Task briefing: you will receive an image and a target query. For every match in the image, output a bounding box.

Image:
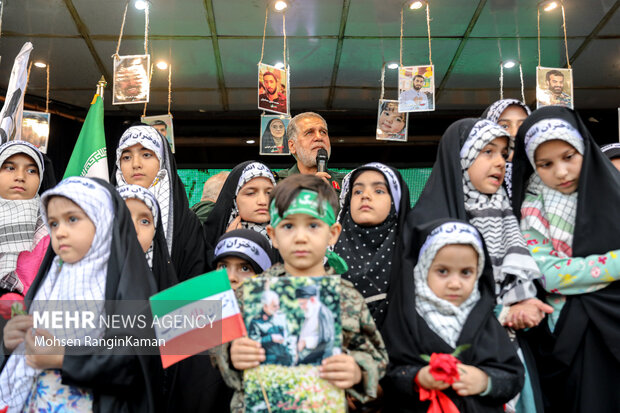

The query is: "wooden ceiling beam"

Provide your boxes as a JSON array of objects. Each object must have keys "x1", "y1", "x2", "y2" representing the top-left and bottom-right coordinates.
[
  {"x1": 202, "y1": 0, "x2": 229, "y2": 111},
  {"x1": 326, "y1": 0, "x2": 351, "y2": 109}
]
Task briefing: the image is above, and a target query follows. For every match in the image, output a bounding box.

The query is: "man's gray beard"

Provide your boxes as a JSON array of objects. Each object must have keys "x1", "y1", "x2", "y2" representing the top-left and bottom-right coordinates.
[{"x1": 297, "y1": 148, "x2": 317, "y2": 168}]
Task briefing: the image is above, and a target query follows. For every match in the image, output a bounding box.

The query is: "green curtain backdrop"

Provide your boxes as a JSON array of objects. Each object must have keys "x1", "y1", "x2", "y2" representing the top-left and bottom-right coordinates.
[{"x1": 178, "y1": 168, "x2": 432, "y2": 208}]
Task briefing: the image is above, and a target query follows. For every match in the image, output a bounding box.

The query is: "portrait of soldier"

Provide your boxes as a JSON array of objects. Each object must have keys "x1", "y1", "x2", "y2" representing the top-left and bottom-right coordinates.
[
  {"x1": 538, "y1": 68, "x2": 572, "y2": 108},
  {"x1": 258, "y1": 65, "x2": 288, "y2": 115},
  {"x1": 114, "y1": 56, "x2": 150, "y2": 104}
]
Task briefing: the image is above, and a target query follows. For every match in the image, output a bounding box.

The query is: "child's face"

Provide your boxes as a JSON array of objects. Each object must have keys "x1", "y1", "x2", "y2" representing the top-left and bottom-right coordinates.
[
  {"x1": 236, "y1": 177, "x2": 273, "y2": 224},
  {"x1": 47, "y1": 196, "x2": 96, "y2": 264},
  {"x1": 216, "y1": 256, "x2": 256, "y2": 290},
  {"x1": 119, "y1": 144, "x2": 160, "y2": 188},
  {"x1": 427, "y1": 244, "x2": 478, "y2": 307},
  {"x1": 0, "y1": 153, "x2": 40, "y2": 200},
  {"x1": 534, "y1": 139, "x2": 583, "y2": 194},
  {"x1": 611, "y1": 158, "x2": 620, "y2": 172},
  {"x1": 497, "y1": 105, "x2": 528, "y2": 139},
  {"x1": 350, "y1": 170, "x2": 392, "y2": 226},
  {"x1": 267, "y1": 213, "x2": 341, "y2": 276},
  {"x1": 467, "y1": 137, "x2": 508, "y2": 194},
  {"x1": 125, "y1": 198, "x2": 155, "y2": 253},
  {"x1": 378, "y1": 104, "x2": 406, "y2": 134}
]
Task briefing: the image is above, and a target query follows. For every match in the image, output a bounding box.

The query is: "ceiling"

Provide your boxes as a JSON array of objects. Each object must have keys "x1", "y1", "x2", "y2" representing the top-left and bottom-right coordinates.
[{"x1": 0, "y1": 0, "x2": 619, "y2": 169}]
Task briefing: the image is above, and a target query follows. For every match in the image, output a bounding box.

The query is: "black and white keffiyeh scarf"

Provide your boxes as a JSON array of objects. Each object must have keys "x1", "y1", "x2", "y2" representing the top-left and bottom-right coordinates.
[
  {"x1": 117, "y1": 184, "x2": 160, "y2": 268},
  {"x1": 414, "y1": 221, "x2": 485, "y2": 347},
  {"x1": 115, "y1": 125, "x2": 173, "y2": 254},
  {"x1": 461, "y1": 120, "x2": 540, "y2": 305},
  {"x1": 0, "y1": 177, "x2": 113, "y2": 413},
  {"x1": 0, "y1": 141, "x2": 46, "y2": 293},
  {"x1": 226, "y1": 162, "x2": 276, "y2": 240}
]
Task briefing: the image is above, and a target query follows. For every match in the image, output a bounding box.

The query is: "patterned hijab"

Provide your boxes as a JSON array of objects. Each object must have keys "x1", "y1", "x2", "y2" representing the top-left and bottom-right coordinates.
[
  {"x1": 334, "y1": 162, "x2": 410, "y2": 326},
  {"x1": 117, "y1": 184, "x2": 159, "y2": 267},
  {"x1": 518, "y1": 119, "x2": 584, "y2": 257},
  {"x1": 414, "y1": 221, "x2": 485, "y2": 347},
  {"x1": 203, "y1": 161, "x2": 276, "y2": 270},
  {"x1": 115, "y1": 125, "x2": 173, "y2": 254},
  {"x1": 0, "y1": 177, "x2": 114, "y2": 412},
  {"x1": 482, "y1": 99, "x2": 532, "y2": 199},
  {"x1": 0, "y1": 141, "x2": 47, "y2": 293},
  {"x1": 461, "y1": 120, "x2": 541, "y2": 304}
]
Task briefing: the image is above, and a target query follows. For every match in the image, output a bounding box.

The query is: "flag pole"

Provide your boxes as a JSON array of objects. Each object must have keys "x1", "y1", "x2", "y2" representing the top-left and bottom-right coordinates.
[{"x1": 96, "y1": 76, "x2": 107, "y2": 101}]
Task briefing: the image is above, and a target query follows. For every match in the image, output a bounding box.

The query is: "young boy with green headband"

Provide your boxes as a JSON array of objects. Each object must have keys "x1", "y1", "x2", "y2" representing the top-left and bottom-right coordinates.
[{"x1": 217, "y1": 174, "x2": 388, "y2": 411}]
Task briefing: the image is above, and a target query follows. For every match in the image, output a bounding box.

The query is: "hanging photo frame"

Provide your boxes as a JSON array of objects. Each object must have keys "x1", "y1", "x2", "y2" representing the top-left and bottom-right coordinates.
[
  {"x1": 260, "y1": 114, "x2": 291, "y2": 155},
  {"x1": 19, "y1": 111, "x2": 50, "y2": 153},
  {"x1": 398, "y1": 65, "x2": 435, "y2": 113},
  {"x1": 258, "y1": 63, "x2": 289, "y2": 116},
  {"x1": 536, "y1": 67, "x2": 573, "y2": 109},
  {"x1": 141, "y1": 114, "x2": 175, "y2": 153},
  {"x1": 376, "y1": 100, "x2": 408, "y2": 142},
  {"x1": 113, "y1": 54, "x2": 150, "y2": 105}
]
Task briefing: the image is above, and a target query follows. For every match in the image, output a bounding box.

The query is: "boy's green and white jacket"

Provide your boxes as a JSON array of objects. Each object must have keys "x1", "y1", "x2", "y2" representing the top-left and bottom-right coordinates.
[{"x1": 212, "y1": 262, "x2": 389, "y2": 413}]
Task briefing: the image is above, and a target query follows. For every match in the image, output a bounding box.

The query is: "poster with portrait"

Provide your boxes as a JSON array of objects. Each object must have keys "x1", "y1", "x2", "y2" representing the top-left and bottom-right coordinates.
[
  {"x1": 260, "y1": 114, "x2": 291, "y2": 155},
  {"x1": 113, "y1": 54, "x2": 150, "y2": 105},
  {"x1": 243, "y1": 276, "x2": 345, "y2": 412},
  {"x1": 376, "y1": 99, "x2": 409, "y2": 142},
  {"x1": 18, "y1": 110, "x2": 50, "y2": 153},
  {"x1": 258, "y1": 63, "x2": 289, "y2": 116},
  {"x1": 141, "y1": 114, "x2": 175, "y2": 153},
  {"x1": 398, "y1": 65, "x2": 435, "y2": 113},
  {"x1": 536, "y1": 67, "x2": 573, "y2": 109}
]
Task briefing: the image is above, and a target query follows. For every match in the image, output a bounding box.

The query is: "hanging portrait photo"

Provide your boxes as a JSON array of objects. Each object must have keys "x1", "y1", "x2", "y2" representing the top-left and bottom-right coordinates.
[
  {"x1": 19, "y1": 111, "x2": 50, "y2": 153},
  {"x1": 398, "y1": 65, "x2": 435, "y2": 113},
  {"x1": 376, "y1": 100, "x2": 409, "y2": 142},
  {"x1": 113, "y1": 54, "x2": 150, "y2": 105},
  {"x1": 536, "y1": 67, "x2": 573, "y2": 109},
  {"x1": 258, "y1": 63, "x2": 289, "y2": 116},
  {"x1": 141, "y1": 114, "x2": 175, "y2": 153},
  {"x1": 260, "y1": 114, "x2": 291, "y2": 155}
]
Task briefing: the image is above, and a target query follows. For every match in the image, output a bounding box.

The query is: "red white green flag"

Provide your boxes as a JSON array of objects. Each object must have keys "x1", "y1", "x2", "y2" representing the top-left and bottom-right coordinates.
[{"x1": 149, "y1": 268, "x2": 246, "y2": 368}]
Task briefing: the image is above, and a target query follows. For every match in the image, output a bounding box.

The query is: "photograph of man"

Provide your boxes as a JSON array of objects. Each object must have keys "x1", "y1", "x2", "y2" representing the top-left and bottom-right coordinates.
[
  {"x1": 141, "y1": 114, "x2": 175, "y2": 153},
  {"x1": 260, "y1": 115, "x2": 290, "y2": 155},
  {"x1": 537, "y1": 67, "x2": 573, "y2": 109},
  {"x1": 248, "y1": 290, "x2": 294, "y2": 366},
  {"x1": 398, "y1": 65, "x2": 435, "y2": 112},
  {"x1": 376, "y1": 100, "x2": 408, "y2": 141},
  {"x1": 258, "y1": 63, "x2": 288, "y2": 115},
  {"x1": 113, "y1": 55, "x2": 150, "y2": 105},
  {"x1": 295, "y1": 285, "x2": 335, "y2": 365}
]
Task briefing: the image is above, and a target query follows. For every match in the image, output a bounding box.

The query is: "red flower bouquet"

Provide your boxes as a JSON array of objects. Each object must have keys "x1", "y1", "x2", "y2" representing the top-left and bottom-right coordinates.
[{"x1": 428, "y1": 353, "x2": 460, "y2": 384}]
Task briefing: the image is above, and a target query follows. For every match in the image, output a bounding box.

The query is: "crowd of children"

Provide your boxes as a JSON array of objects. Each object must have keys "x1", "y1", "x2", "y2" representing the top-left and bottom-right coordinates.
[{"x1": 0, "y1": 103, "x2": 618, "y2": 413}]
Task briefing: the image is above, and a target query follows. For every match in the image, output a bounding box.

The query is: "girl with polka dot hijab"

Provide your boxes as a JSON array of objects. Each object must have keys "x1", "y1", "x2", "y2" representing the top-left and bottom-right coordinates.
[{"x1": 334, "y1": 162, "x2": 410, "y2": 328}]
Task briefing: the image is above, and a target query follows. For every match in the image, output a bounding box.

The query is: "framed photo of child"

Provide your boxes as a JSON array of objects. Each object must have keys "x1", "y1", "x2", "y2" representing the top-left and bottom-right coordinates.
[
  {"x1": 113, "y1": 54, "x2": 150, "y2": 105},
  {"x1": 260, "y1": 114, "x2": 291, "y2": 155},
  {"x1": 19, "y1": 110, "x2": 50, "y2": 153},
  {"x1": 258, "y1": 63, "x2": 289, "y2": 116},
  {"x1": 398, "y1": 65, "x2": 435, "y2": 113},
  {"x1": 141, "y1": 114, "x2": 175, "y2": 153},
  {"x1": 242, "y1": 276, "x2": 345, "y2": 411},
  {"x1": 376, "y1": 100, "x2": 409, "y2": 142},
  {"x1": 536, "y1": 67, "x2": 573, "y2": 109}
]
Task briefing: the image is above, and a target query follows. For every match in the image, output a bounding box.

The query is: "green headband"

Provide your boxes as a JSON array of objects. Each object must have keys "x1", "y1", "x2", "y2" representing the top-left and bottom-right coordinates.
[{"x1": 269, "y1": 189, "x2": 348, "y2": 274}]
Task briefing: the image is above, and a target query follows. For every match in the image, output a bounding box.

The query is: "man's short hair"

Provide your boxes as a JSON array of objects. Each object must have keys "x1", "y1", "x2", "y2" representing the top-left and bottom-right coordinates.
[
  {"x1": 413, "y1": 74, "x2": 425, "y2": 81},
  {"x1": 151, "y1": 120, "x2": 167, "y2": 128},
  {"x1": 201, "y1": 171, "x2": 229, "y2": 202},
  {"x1": 286, "y1": 112, "x2": 328, "y2": 143},
  {"x1": 261, "y1": 290, "x2": 279, "y2": 305},
  {"x1": 269, "y1": 174, "x2": 338, "y2": 219},
  {"x1": 546, "y1": 70, "x2": 564, "y2": 83},
  {"x1": 263, "y1": 71, "x2": 279, "y2": 82}
]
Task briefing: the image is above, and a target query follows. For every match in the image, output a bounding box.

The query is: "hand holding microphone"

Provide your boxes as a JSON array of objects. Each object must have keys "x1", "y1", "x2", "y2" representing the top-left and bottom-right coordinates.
[{"x1": 315, "y1": 148, "x2": 332, "y2": 184}]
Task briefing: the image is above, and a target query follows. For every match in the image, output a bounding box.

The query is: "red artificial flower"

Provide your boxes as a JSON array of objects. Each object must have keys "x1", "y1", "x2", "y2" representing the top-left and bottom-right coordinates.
[
  {"x1": 428, "y1": 353, "x2": 460, "y2": 384},
  {"x1": 332, "y1": 181, "x2": 340, "y2": 190}
]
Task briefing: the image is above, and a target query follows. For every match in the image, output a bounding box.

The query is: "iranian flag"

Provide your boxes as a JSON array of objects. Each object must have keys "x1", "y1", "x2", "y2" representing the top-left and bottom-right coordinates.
[
  {"x1": 63, "y1": 93, "x2": 108, "y2": 180},
  {"x1": 149, "y1": 269, "x2": 246, "y2": 368}
]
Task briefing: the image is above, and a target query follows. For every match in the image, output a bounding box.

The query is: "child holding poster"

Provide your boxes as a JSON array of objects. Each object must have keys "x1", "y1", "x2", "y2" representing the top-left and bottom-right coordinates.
[{"x1": 215, "y1": 174, "x2": 388, "y2": 412}]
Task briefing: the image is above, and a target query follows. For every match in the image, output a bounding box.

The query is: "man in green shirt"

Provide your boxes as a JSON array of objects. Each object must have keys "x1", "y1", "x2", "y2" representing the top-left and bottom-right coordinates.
[
  {"x1": 276, "y1": 112, "x2": 345, "y2": 194},
  {"x1": 190, "y1": 171, "x2": 229, "y2": 224}
]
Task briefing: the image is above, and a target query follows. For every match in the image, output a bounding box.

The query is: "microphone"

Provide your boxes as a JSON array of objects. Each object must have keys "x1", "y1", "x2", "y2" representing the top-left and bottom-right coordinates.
[{"x1": 316, "y1": 148, "x2": 328, "y2": 173}]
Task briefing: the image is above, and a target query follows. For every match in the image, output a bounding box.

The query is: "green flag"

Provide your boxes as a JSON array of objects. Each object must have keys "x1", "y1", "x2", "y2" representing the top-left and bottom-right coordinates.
[{"x1": 63, "y1": 94, "x2": 108, "y2": 180}]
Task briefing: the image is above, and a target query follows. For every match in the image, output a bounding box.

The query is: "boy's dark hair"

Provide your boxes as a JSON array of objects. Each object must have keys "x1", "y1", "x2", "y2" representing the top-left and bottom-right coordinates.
[{"x1": 270, "y1": 174, "x2": 338, "y2": 218}]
